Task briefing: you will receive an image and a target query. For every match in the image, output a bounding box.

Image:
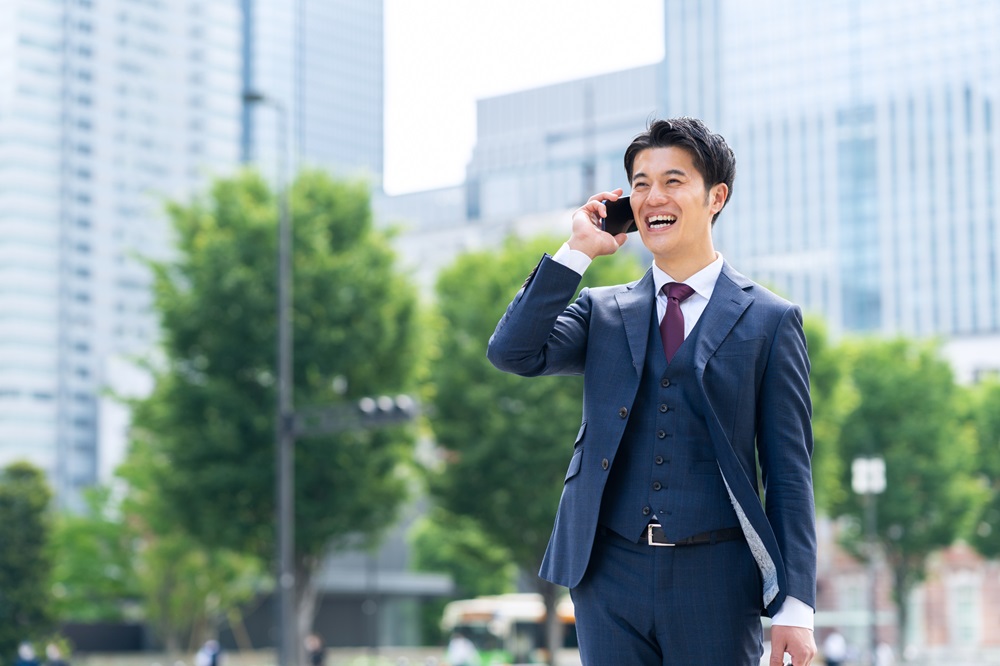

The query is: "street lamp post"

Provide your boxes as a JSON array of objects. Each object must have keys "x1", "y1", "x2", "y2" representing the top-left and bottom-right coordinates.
[
  {"x1": 243, "y1": 90, "x2": 295, "y2": 666},
  {"x1": 242, "y1": 91, "x2": 420, "y2": 664},
  {"x1": 852, "y1": 456, "x2": 886, "y2": 666}
]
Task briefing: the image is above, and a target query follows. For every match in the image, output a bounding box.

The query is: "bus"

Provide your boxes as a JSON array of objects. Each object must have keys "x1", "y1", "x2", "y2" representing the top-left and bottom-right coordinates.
[{"x1": 440, "y1": 593, "x2": 577, "y2": 665}]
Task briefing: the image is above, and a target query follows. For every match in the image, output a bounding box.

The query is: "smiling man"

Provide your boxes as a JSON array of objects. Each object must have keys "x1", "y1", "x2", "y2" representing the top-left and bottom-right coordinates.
[{"x1": 487, "y1": 118, "x2": 817, "y2": 665}]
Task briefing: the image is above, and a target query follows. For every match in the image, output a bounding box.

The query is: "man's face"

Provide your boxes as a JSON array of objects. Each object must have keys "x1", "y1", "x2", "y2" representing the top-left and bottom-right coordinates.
[{"x1": 629, "y1": 146, "x2": 725, "y2": 269}]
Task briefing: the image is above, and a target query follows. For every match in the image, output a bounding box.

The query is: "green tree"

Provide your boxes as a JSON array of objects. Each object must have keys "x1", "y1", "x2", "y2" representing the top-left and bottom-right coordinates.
[
  {"x1": 802, "y1": 317, "x2": 857, "y2": 514},
  {"x1": 427, "y1": 236, "x2": 643, "y2": 664},
  {"x1": 128, "y1": 169, "x2": 421, "y2": 653},
  {"x1": 409, "y1": 507, "x2": 518, "y2": 643},
  {"x1": 48, "y1": 487, "x2": 139, "y2": 623},
  {"x1": 965, "y1": 378, "x2": 1000, "y2": 558},
  {"x1": 830, "y1": 337, "x2": 981, "y2": 651},
  {"x1": 117, "y1": 438, "x2": 265, "y2": 653},
  {"x1": 0, "y1": 462, "x2": 55, "y2": 661}
]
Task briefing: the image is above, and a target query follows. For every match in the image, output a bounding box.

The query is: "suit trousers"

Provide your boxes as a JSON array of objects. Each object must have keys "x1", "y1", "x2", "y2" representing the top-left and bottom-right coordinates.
[{"x1": 570, "y1": 529, "x2": 764, "y2": 665}]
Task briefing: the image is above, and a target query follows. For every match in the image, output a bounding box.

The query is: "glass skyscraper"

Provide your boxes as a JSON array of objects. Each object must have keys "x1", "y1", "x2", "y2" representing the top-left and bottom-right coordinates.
[
  {"x1": 242, "y1": 0, "x2": 384, "y2": 185},
  {"x1": 678, "y1": 0, "x2": 1000, "y2": 342},
  {"x1": 459, "y1": 0, "x2": 1000, "y2": 376},
  {"x1": 1, "y1": 0, "x2": 385, "y2": 509},
  {"x1": 0, "y1": 0, "x2": 241, "y2": 509}
]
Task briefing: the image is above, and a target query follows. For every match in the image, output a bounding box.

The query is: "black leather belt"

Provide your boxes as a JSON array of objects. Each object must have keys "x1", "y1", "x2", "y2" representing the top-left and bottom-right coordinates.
[{"x1": 646, "y1": 524, "x2": 744, "y2": 547}]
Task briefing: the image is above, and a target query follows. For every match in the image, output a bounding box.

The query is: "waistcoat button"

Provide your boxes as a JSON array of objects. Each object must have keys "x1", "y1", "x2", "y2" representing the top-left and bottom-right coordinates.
[
  {"x1": 652, "y1": 481, "x2": 662, "y2": 491},
  {"x1": 642, "y1": 506, "x2": 651, "y2": 516},
  {"x1": 657, "y1": 430, "x2": 666, "y2": 439},
  {"x1": 661, "y1": 378, "x2": 670, "y2": 388},
  {"x1": 659, "y1": 403, "x2": 669, "y2": 413}
]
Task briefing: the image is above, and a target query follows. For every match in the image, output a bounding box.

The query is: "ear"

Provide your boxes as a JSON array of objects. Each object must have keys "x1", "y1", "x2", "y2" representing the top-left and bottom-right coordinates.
[{"x1": 708, "y1": 183, "x2": 728, "y2": 214}]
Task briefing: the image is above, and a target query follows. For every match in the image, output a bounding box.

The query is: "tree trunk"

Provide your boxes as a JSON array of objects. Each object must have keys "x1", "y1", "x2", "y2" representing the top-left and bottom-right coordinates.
[
  {"x1": 891, "y1": 559, "x2": 913, "y2": 660},
  {"x1": 538, "y1": 579, "x2": 564, "y2": 666},
  {"x1": 295, "y1": 558, "x2": 321, "y2": 666},
  {"x1": 227, "y1": 607, "x2": 255, "y2": 652}
]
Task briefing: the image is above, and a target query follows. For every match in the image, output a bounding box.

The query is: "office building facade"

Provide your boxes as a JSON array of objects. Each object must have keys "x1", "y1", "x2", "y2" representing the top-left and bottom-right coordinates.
[
  {"x1": 241, "y1": 0, "x2": 384, "y2": 184},
  {"x1": 1, "y1": 0, "x2": 385, "y2": 509},
  {"x1": 675, "y1": 0, "x2": 1000, "y2": 346},
  {"x1": 456, "y1": 0, "x2": 1000, "y2": 379},
  {"x1": 0, "y1": 0, "x2": 242, "y2": 509}
]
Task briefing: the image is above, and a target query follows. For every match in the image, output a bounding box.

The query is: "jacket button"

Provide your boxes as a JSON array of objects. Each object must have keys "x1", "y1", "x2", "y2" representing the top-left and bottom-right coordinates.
[
  {"x1": 601, "y1": 458, "x2": 609, "y2": 470},
  {"x1": 618, "y1": 407, "x2": 628, "y2": 418},
  {"x1": 659, "y1": 403, "x2": 669, "y2": 413}
]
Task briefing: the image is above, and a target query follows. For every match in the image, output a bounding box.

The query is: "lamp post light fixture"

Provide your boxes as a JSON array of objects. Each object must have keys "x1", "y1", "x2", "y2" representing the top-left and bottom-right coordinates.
[
  {"x1": 242, "y1": 89, "x2": 295, "y2": 666},
  {"x1": 852, "y1": 456, "x2": 886, "y2": 666}
]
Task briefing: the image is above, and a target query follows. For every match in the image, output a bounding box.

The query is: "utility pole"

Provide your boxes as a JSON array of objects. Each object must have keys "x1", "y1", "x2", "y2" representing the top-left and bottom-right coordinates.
[
  {"x1": 852, "y1": 456, "x2": 886, "y2": 666},
  {"x1": 243, "y1": 89, "x2": 295, "y2": 666}
]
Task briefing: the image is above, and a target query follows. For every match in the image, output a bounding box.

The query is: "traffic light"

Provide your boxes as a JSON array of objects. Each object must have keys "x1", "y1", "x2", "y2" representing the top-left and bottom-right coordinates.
[{"x1": 293, "y1": 394, "x2": 419, "y2": 437}]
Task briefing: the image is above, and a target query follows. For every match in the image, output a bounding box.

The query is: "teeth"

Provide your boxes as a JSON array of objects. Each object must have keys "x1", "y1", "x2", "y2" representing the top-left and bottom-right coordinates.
[{"x1": 648, "y1": 215, "x2": 677, "y2": 226}]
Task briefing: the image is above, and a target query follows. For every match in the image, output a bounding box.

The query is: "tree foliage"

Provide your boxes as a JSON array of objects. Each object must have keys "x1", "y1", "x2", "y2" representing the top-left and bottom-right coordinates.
[
  {"x1": 117, "y1": 438, "x2": 265, "y2": 652},
  {"x1": 829, "y1": 337, "x2": 982, "y2": 643},
  {"x1": 0, "y1": 462, "x2": 55, "y2": 661},
  {"x1": 802, "y1": 317, "x2": 856, "y2": 513},
  {"x1": 426, "y1": 236, "x2": 643, "y2": 660},
  {"x1": 428, "y1": 237, "x2": 641, "y2": 573},
  {"x1": 127, "y1": 169, "x2": 421, "y2": 646},
  {"x1": 965, "y1": 378, "x2": 1000, "y2": 558},
  {"x1": 409, "y1": 507, "x2": 518, "y2": 643},
  {"x1": 48, "y1": 487, "x2": 139, "y2": 623}
]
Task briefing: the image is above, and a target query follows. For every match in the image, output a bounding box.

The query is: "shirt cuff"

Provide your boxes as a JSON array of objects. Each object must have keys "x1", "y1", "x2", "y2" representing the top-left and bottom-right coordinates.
[
  {"x1": 552, "y1": 243, "x2": 592, "y2": 275},
  {"x1": 770, "y1": 596, "x2": 814, "y2": 630}
]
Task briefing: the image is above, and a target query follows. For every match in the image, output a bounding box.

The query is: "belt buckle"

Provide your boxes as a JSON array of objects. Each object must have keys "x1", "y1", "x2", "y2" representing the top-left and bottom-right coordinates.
[{"x1": 647, "y1": 523, "x2": 675, "y2": 547}]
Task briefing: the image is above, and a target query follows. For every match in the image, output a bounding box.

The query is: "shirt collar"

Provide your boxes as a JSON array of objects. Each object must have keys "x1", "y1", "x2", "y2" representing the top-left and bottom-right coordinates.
[{"x1": 652, "y1": 253, "x2": 725, "y2": 301}]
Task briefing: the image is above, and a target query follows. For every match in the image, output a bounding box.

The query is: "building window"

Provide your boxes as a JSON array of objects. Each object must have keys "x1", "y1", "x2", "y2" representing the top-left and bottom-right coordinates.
[{"x1": 950, "y1": 581, "x2": 980, "y2": 644}]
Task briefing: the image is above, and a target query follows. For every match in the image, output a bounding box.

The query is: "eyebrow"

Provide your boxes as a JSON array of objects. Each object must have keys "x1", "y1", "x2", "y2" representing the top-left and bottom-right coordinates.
[{"x1": 632, "y1": 168, "x2": 688, "y2": 182}]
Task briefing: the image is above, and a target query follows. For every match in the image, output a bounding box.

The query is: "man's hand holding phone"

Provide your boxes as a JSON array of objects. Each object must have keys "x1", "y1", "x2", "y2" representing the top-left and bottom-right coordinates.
[{"x1": 568, "y1": 188, "x2": 631, "y2": 259}]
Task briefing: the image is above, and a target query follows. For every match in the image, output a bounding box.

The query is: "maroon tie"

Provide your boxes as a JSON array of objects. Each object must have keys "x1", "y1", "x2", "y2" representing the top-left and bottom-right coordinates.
[{"x1": 660, "y1": 282, "x2": 696, "y2": 363}]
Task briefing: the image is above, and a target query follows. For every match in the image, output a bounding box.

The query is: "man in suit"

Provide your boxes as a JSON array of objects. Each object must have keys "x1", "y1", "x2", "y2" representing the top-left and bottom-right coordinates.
[{"x1": 487, "y1": 118, "x2": 817, "y2": 665}]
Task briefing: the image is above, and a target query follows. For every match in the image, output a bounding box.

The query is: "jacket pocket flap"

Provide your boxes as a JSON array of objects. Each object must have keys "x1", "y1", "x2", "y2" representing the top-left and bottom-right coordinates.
[
  {"x1": 714, "y1": 336, "x2": 765, "y2": 358},
  {"x1": 565, "y1": 448, "x2": 584, "y2": 481}
]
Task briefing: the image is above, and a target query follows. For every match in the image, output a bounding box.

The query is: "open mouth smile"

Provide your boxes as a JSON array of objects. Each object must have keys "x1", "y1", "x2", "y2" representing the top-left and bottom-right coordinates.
[{"x1": 646, "y1": 214, "x2": 677, "y2": 230}]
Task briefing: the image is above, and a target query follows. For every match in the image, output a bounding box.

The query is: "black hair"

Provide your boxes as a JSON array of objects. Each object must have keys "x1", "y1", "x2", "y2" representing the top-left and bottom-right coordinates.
[{"x1": 623, "y1": 117, "x2": 736, "y2": 224}]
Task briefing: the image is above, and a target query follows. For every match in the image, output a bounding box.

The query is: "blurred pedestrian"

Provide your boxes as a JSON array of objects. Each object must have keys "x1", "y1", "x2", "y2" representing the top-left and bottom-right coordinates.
[
  {"x1": 194, "y1": 639, "x2": 223, "y2": 666},
  {"x1": 305, "y1": 633, "x2": 326, "y2": 666},
  {"x1": 14, "y1": 642, "x2": 40, "y2": 666},
  {"x1": 43, "y1": 644, "x2": 69, "y2": 666},
  {"x1": 445, "y1": 630, "x2": 480, "y2": 666},
  {"x1": 875, "y1": 642, "x2": 894, "y2": 666},
  {"x1": 821, "y1": 630, "x2": 846, "y2": 666}
]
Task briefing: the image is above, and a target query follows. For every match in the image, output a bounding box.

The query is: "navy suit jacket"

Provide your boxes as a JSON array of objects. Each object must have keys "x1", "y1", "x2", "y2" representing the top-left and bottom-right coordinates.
[{"x1": 487, "y1": 255, "x2": 817, "y2": 617}]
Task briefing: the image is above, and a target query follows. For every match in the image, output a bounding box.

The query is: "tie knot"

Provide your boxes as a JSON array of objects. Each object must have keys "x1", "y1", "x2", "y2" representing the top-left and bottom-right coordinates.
[{"x1": 663, "y1": 282, "x2": 695, "y2": 303}]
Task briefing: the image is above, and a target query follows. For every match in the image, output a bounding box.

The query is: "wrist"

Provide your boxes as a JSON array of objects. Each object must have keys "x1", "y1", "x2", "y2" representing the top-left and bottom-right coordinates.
[{"x1": 566, "y1": 237, "x2": 597, "y2": 259}]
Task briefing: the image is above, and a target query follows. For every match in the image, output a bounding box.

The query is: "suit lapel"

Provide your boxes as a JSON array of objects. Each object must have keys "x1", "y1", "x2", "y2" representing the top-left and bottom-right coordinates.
[
  {"x1": 615, "y1": 269, "x2": 655, "y2": 379},
  {"x1": 693, "y1": 261, "x2": 754, "y2": 376},
  {"x1": 692, "y1": 263, "x2": 784, "y2": 606}
]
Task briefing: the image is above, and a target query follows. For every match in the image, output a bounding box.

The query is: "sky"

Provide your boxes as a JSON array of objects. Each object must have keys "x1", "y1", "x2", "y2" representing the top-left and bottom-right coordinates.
[{"x1": 382, "y1": 0, "x2": 665, "y2": 195}]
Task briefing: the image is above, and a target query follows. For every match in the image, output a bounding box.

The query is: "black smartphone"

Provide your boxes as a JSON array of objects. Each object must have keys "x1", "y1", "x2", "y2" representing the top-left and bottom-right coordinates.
[{"x1": 601, "y1": 197, "x2": 637, "y2": 234}]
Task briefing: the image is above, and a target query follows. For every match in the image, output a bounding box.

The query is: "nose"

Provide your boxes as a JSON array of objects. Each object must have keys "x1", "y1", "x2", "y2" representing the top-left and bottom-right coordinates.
[{"x1": 646, "y1": 182, "x2": 670, "y2": 205}]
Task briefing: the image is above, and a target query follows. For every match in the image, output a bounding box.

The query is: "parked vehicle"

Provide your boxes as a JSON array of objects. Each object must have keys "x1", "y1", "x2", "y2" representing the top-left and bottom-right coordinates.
[{"x1": 441, "y1": 593, "x2": 577, "y2": 665}]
